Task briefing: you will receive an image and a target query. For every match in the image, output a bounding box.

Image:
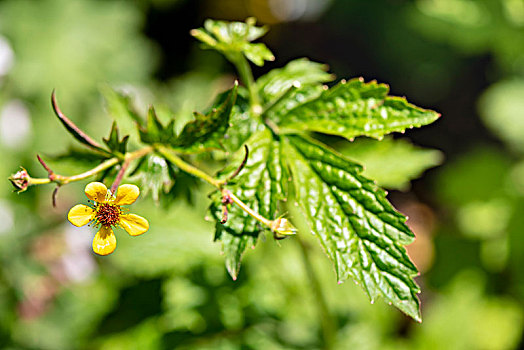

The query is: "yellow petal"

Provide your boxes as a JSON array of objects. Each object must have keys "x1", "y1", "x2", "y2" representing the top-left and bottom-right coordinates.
[
  {"x1": 92, "y1": 226, "x2": 116, "y2": 255},
  {"x1": 114, "y1": 184, "x2": 140, "y2": 205},
  {"x1": 68, "y1": 204, "x2": 94, "y2": 227},
  {"x1": 85, "y1": 182, "x2": 108, "y2": 203},
  {"x1": 119, "y1": 213, "x2": 149, "y2": 236}
]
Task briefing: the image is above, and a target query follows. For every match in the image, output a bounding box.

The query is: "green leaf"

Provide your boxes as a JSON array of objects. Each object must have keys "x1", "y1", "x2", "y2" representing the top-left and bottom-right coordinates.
[
  {"x1": 138, "y1": 106, "x2": 176, "y2": 145},
  {"x1": 211, "y1": 87, "x2": 264, "y2": 154},
  {"x1": 277, "y1": 78, "x2": 440, "y2": 140},
  {"x1": 211, "y1": 129, "x2": 286, "y2": 279},
  {"x1": 339, "y1": 137, "x2": 443, "y2": 190},
  {"x1": 103, "y1": 122, "x2": 129, "y2": 155},
  {"x1": 283, "y1": 134, "x2": 421, "y2": 321},
  {"x1": 191, "y1": 18, "x2": 275, "y2": 67},
  {"x1": 257, "y1": 58, "x2": 335, "y2": 103},
  {"x1": 172, "y1": 83, "x2": 238, "y2": 153}
]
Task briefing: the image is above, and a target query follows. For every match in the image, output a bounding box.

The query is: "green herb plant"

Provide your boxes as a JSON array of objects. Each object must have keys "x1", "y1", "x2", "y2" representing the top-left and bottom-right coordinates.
[{"x1": 9, "y1": 18, "x2": 440, "y2": 326}]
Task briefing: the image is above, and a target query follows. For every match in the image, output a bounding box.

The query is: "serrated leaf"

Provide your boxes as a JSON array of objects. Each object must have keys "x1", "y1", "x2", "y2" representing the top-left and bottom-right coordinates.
[
  {"x1": 191, "y1": 18, "x2": 274, "y2": 67},
  {"x1": 210, "y1": 87, "x2": 264, "y2": 154},
  {"x1": 172, "y1": 84, "x2": 238, "y2": 153},
  {"x1": 211, "y1": 129, "x2": 286, "y2": 279},
  {"x1": 138, "y1": 106, "x2": 176, "y2": 145},
  {"x1": 103, "y1": 122, "x2": 129, "y2": 155},
  {"x1": 257, "y1": 58, "x2": 335, "y2": 103},
  {"x1": 278, "y1": 78, "x2": 440, "y2": 141},
  {"x1": 283, "y1": 134, "x2": 421, "y2": 321},
  {"x1": 340, "y1": 137, "x2": 443, "y2": 191}
]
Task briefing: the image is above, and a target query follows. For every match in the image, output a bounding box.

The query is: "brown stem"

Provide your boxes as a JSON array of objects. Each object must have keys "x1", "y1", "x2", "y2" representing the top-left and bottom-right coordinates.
[
  {"x1": 52, "y1": 186, "x2": 60, "y2": 208},
  {"x1": 51, "y1": 90, "x2": 105, "y2": 150},
  {"x1": 36, "y1": 154, "x2": 56, "y2": 181},
  {"x1": 226, "y1": 145, "x2": 249, "y2": 182},
  {"x1": 110, "y1": 158, "x2": 131, "y2": 194}
]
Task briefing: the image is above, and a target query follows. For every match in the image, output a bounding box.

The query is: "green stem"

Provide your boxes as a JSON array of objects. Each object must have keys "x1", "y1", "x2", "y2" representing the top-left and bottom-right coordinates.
[
  {"x1": 227, "y1": 191, "x2": 272, "y2": 227},
  {"x1": 156, "y1": 145, "x2": 222, "y2": 188},
  {"x1": 156, "y1": 144, "x2": 275, "y2": 230},
  {"x1": 26, "y1": 146, "x2": 153, "y2": 186},
  {"x1": 296, "y1": 235, "x2": 337, "y2": 350},
  {"x1": 232, "y1": 54, "x2": 261, "y2": 115}
]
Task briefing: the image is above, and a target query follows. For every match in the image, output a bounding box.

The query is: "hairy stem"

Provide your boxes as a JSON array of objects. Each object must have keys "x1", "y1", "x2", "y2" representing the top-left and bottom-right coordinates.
[
  {"x1": 297, "y1": 235, "x2": 337, "y2": 350},
  {"x1": 233, "y1": 54, "x2": 261, "y2": 115},
  {"x1": 156, "y1": 145, "x2": 222, "y2": 188},
  {"x1": 26, "y1": 146, "x2": 153, "y2": 186},
  {"x1": 156, "y1": 144, "x2": 274, "y2": 229},
  {"x1": 226, "y1": 191, "x2": 272, "y2": 227},
  {"x1": 110, "y1": 159, "x2": 130, "y2": 194}
]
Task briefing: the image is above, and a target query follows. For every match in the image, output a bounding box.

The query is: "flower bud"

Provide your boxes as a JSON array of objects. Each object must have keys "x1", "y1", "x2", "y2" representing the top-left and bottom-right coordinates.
[
  {"x1": 270, "y1": 217, "x2": 297, "y2": 239},
  {"x1": 9, "y1": 168, "x2": 29, "y2": 192}
]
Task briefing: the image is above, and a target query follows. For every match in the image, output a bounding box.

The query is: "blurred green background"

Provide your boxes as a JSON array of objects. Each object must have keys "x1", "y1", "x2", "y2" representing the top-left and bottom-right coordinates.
[{"x1": 1, "y1": 0, "x2": 523, "y2": 349}]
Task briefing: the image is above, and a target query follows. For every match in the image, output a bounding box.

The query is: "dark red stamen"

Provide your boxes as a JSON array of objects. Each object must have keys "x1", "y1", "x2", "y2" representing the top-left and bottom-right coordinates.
[{"x1": 96, "y1": 203, "x2": 121, "y2": 227}]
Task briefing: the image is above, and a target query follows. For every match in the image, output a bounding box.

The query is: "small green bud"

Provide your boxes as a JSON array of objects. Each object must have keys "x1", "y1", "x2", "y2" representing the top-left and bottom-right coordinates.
[
  {"x1": 9, "y1": 167, "x2": 29, "y2": 192},
  {"x1": 270, "y1": 217, "x2": 297, "y2": 239}
]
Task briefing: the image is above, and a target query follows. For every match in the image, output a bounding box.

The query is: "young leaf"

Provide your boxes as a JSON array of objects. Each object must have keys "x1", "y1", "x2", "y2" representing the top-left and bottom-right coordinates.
[
  {"x1": 103, "y1": 122, "x2": 129, "y2": 155},
  {"x1": 283, "y1": 135, "x2": 421, "y2": 321},
  {"x1": 172, "y1": 83, "x2": 238, "y2": 153},
  {"x1": 340, "y1": 137, "x2": 443, "y2": 191},
  {"x1": 257, "y1": 58, "x2": 335, "y2": 103},
  {"x1": 277, "y1": 78, "x2": 440, "y2": 141},
  {"x1": 191, "y1": 18, "x2": 274, "y2": 66},
  {"x1": 138, "y1": 106, "x2": 176, "y2": 145},
  {"x1": 211, "y1": 129, "x2": 286, "y2": 279}
]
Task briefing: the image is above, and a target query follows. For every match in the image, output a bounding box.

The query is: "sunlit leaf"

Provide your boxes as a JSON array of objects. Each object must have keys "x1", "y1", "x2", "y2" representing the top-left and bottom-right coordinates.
[
  {"x1": 191, "y1": 18, "x2": 274, "y2": 66},
  {"x1": 257, "y1": 58, "x2": 334, "y2": 103},
  {"x1": 283, "y1": 135, "x2": 421, "y2": 321},
  {"x1": 211, "y1": 129, "x2": 286, "y2": 279},
  {"x1": 277, "y1": 78, "x2": 440, "y2": 140}
]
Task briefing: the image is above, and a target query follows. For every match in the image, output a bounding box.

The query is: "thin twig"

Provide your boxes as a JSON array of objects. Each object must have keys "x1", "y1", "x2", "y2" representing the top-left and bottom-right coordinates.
[
  {"x1": 226, "y1": 145, "x2": 249, "y2": 182},
  {"x1": 110, "y1": 158, "x2": 130, "y2": 194},
  {"x1": 51, "y1": 90, "x2": 105, "y2": 150},
  {"x1": 36, "y1": 154, "x2": 56, "y2": 181},
  {"x1": 52, "y1": 186, "x2": 59, "y2": 208}
]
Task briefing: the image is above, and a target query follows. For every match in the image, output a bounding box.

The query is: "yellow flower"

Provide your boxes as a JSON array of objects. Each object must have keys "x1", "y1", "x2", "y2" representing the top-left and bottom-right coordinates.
[{"x1": 67, "y1": 182, "x2": 149, "y2": 256}]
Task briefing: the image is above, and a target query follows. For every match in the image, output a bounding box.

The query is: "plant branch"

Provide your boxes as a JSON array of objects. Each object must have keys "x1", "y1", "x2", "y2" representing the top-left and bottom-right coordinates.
[
  {"x1": 156, "y1": 145, "x2": 222, "y2": 188},
  {"x1": 232, "y1": 53, "x2": 261, "y2": 115},
  {"x1": 22, "y1": 146, "x2": 153, "y2": 187},
  {"x1": 226, "y1": 191, "x2": 272, "y2": 227},
  {"x1": 156, "y1": 144, "x2": 274, "y2": 230}
]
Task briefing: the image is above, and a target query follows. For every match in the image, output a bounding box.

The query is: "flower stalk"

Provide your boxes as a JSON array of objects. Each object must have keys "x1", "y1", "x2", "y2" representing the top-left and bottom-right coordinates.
[
  {"x1": 156, "y1": 144, "x2": 280, "y2": 231},
  {"x1": 15, "y1": 146, "x2": 153, "y2": 189}
]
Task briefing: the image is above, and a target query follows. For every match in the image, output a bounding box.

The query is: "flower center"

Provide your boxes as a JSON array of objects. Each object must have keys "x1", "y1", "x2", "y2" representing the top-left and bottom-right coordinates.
[{"x1": 96, "y1": 203, "x2": 121, "y2": 227}]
